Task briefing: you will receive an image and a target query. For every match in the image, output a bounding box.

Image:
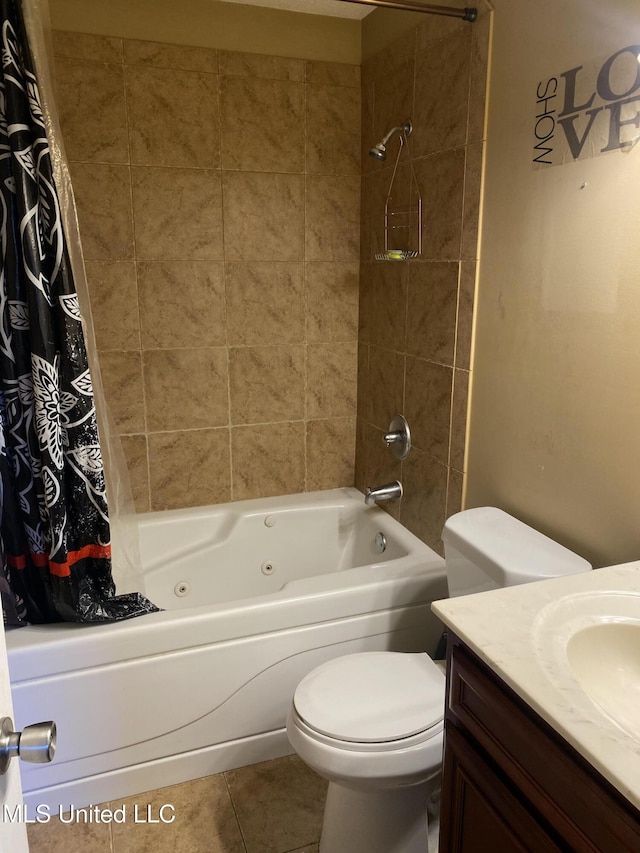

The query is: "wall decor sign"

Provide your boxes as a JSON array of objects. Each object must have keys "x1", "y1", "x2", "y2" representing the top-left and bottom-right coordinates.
[{"x1": 533, "y1": 44, "x2": 640, "y2": 168}]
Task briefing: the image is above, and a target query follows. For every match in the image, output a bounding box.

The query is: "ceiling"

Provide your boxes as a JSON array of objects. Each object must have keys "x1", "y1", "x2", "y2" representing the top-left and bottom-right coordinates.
[{"x1": 216, "y1": 0, "x2": 374, "y2": 20}]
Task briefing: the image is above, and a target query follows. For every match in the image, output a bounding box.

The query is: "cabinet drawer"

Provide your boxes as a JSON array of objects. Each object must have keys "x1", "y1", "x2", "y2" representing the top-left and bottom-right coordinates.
[{"x1": 447, "y1": 636, "x2": 640, "y2": 853}]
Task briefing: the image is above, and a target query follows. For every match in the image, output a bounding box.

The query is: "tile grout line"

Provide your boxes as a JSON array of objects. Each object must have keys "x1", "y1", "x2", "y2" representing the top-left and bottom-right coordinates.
[{"x1": 222, "y1": 772, "x2": 249, "y2": 853}]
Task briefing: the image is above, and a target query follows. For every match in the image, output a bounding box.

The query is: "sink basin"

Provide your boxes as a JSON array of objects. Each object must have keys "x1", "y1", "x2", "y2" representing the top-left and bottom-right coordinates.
[
  {"x1": 533, "y1": 591, "x2": 640, "y2": 739},
  {"x1": 566, "y1": 622, "x2": 640, "y2": 739}
]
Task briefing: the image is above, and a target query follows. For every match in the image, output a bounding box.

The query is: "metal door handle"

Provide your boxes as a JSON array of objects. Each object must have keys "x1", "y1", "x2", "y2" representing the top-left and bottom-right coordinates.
[{"x1": 0, "y1": 716, "x2": 56, "y2": 774}]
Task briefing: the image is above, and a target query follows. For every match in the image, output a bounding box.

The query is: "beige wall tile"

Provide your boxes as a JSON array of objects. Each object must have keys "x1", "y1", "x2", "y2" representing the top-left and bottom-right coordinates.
[
  {"x1": 52, "y1": 30, "x2": 122, "y2": 63},
  {"x1": 404, "y1": 356, "x2": 452, "y2": 463},
  {"x1": 119, "y1": 434, "x2": 150, "y2": 512},
  {"x1": 305, "y1": 60, "x2": 360, "y2": 88},
  {"x1": 414, "y1": 148, "x2": 465, "y2": 260},
  {"x1": 360, "y1": 172, "x2": 373, "y2": 258},
  {"x1": 225, "y1": 262, "x2": 304, "y2": 346},
  {"x1": 307, "y1": 342, "x2": 357, "y2": 419},
  {"x1": 56, "y1": 58, "x2": 128, "y2": 163},
  {"x1": 368, "y1": 346, "x2": 404, "y2": 430},
  {"x1": 305, "y1": 84, "x2": 360, "y2": 176},
  {"x1": 450, "y1": 367, "x2": 469, "y2": 471},
  {"x1": 361, "y1": 80, "x2": 375, "y2": 177},
  {"x1": 462, "y1": 142, "x2": 484, "y2": 260},
  {"x1": 229, "y1": 345, "x2": 304, "y2": 424},
  {"x1": 356, "y1": 342, "x2": 370, "y2": 423},
  {"x1": 306, "y1": 262, "x2": 359, "y2": 343},
  {"x1": 400, "y1": 447, "x2": 448, "y2": 554},
  {"x1": 305, "y1": 175, "x2": 360, "y2": 261},
  {"x1": 416, "y1": 13, "x2": 467, "y2": 52},
  {"x1": 132, "y1": 166, "x2": 223, "y2": 260},
  {"x1": 72, "y1": 164, "x2": 134, "y2": 260},
  {"x1": 143, "y1": 348, "x2": 229, "y2": 431},
  {"x1": 372, "y1": 57, "x2": 414, "y2": 149},
  {"x1": 222, "y1": 172, "x2": 304, "y2": 261},
  {"x1": 468, "y1": 11, "x2": 491, "y2": 143},
  {"x1": 148, "y1": 428, "x2": 231, "y2": 510},
  {"x1": 124, "y1": 39, "x2": 218, "y2": 72},
  {"x1": 126, "y1": 66, "x2": 220, "y2": 168},
  {"x1": 366, "y1": 30, "x2": 416, "y2": 87},
  {"x1": 447, "y1": 467, "x2": 464, "y2": 517},
  {"x1": 231, "y1": 422, "x2": 305, "y2": 500},
  {"x1": 406, "y1": 261, "x2": 459, "y2": 365},
  {"x1": 355, "y1": 14, "x2": 487, "y2": 549},
  {"x1": 138, "y1": 261, "x2": 226, "y2": 348},
  {"x1": 99, "y1": 350, "x2": 145, "y2": 433},
  {"x1": 369, "y1": 261, "x2": 408, "y2": 351},
  {"x1": 354, "y1": 417, "x2": 367, "y2": 492},
  {"x1": 52, "y1": 31, "x2": 498, "y2": 515},
  {"x1": 358, "y1": 262, "x2": 374, "y2": 344},
  {"x1": 220, "y1": 76, "x2": 304, "y2": 172},
  {"x1": 456, "y1": 261, "x2": 476, "y2": 370},
  {"x1": 412, "y1": 29, "x2": 472, "y2": 158},
  {"x1": 306, "y1": 418, "x2": 355, "y2": 490},
  {"x1": 219, "y1": 51, "x2": 304, "y2": 81},
  {"x1": 85, "y1": 260, "x2": 139, "y2": 350}
]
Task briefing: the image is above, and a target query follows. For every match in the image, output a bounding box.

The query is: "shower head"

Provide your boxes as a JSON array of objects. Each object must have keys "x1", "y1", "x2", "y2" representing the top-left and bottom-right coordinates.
[
  {"x1": 368, "y1": 120, "x2": 412, "y2": 162},
  {"x1": 369, "y1": 142, "x2": 387, "y2": 161}
]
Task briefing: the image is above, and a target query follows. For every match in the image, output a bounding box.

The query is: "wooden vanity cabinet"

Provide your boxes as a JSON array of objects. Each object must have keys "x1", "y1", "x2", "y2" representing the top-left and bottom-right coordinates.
[{"x1": 439, "y1": 633, "x2": 640, "y2": 853}]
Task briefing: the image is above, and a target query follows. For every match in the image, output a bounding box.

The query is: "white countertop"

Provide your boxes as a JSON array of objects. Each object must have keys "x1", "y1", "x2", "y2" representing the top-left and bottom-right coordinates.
[{"x1": 432, "y1": 561, "x2": 640, "y2": 810}]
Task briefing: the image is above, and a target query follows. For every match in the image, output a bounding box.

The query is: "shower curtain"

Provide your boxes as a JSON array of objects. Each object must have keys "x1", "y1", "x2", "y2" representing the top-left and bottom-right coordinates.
[{"x1": 0, "y1": 0, "x2": 157, "y2": 624}]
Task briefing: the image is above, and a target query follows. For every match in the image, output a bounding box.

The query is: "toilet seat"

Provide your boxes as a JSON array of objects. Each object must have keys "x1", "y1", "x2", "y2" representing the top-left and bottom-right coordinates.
[
  {"x1": 293, "y1": 652, "x2": 445, "y2": 748},
  {"x1": 290, "y1": 708, "x2": 443, "y2": 754}
]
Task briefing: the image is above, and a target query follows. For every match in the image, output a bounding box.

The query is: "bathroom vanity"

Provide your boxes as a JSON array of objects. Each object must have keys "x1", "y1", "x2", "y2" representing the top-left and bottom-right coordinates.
[
  {"x1": 432, "y1": 561, "x2": 640, "y2": 852},
  {"x1": 439, "y1": 633, "x2": 640, "y2": 851}
]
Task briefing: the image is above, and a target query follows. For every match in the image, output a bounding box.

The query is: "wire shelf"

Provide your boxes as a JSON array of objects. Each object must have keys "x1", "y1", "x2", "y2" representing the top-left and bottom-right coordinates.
[
  {"x1": 376, "y1": 124, "x2": 422, "y2": 261},
  {"x1": 375, "y1": 250, "x2": 420, "y2": 261}
]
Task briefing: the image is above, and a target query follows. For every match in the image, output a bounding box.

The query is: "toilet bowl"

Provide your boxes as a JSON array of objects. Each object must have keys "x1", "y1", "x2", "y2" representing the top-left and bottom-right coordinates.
[
  {"x1": 287, "y1": 507, "x2": 593, "y2": 853},
  {"x1": 286, "y1": 651, "x2": 445, "y2": 853}
]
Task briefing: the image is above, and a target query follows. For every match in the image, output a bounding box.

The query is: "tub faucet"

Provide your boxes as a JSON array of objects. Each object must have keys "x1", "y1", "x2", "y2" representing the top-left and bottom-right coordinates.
[{"x1": 364, "y1": 481, "x2": 403, "y2": 506}]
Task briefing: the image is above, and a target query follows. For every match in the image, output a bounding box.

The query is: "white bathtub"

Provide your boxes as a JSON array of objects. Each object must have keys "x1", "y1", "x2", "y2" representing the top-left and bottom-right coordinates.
[{"x1": 6, "y1": 488, "x2": 447, "y2": 812}]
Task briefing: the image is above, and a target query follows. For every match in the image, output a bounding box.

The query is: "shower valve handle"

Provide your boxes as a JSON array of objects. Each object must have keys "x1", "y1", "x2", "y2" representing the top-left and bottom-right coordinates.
[
  {"x1": 0, "y1": 716, "x2": 56, "y2": 774},
  {"x1": 382, "y1": 415, "x2": 411, "y2": 460},
  {"x1": 384, "y1": 430, "x2": 404, "y2": 447}
]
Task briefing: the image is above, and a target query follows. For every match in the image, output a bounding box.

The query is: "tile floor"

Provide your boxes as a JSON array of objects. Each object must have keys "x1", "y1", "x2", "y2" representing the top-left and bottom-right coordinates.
[{"x1": 26, "y1": 754, "x2": 327, "y2": 853}]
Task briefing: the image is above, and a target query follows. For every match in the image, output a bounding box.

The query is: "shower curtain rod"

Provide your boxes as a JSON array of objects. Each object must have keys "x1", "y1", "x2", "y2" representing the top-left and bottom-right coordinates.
[{"x1": 337, "y1": 0, "x2": 477, "y2": 21}]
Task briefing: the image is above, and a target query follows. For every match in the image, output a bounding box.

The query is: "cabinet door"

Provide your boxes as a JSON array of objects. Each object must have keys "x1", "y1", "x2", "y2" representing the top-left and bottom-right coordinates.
[
  {"x1": 440, "y1": 723, "x2": 563, "y2": 853},
  {"x1": 446, "y1": 637, "x2": 640, "y2": 852}
]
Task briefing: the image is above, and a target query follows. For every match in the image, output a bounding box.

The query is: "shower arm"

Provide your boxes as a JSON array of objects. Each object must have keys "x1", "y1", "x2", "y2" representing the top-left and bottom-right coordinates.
[{"x1": 336, "y1": 0, "x2": 477, "y2": 21}]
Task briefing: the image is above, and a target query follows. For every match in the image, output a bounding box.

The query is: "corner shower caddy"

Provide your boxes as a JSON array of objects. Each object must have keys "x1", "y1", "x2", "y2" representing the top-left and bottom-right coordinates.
[{"x1": 375, "y1": 120, "x2": 422, "y2": 262}]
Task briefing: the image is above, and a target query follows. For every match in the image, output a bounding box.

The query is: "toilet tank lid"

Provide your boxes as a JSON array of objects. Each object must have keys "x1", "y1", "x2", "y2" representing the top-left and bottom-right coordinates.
[{"x1": 442, "y1": 507, "x2": 592, "y2": 581}]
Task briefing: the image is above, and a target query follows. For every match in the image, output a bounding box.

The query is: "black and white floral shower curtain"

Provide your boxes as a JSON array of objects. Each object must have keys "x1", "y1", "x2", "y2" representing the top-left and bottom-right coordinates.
[{"x1": 0, "y1": 0, "x2": 157, "y2": 625}]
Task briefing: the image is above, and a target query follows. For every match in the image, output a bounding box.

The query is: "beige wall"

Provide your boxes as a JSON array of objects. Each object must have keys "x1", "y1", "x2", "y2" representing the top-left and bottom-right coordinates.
[
  {"x1": 52, "y1": 30, "x2": 360, "y2": 511},
  {"x1": 466, "y1": 0, "x2": 640, "y2": 565},
  {"x1": 355, "y1": 11, "x2": 490, "y2": 554},
  {"x1": 49, "y1": 0, "x2": 361, "y2": 63}
]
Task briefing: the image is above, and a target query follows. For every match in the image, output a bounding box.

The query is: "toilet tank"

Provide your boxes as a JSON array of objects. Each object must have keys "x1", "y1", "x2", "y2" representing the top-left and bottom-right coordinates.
[{"x1": 442, "y1": 507, "x2": 592, "y2": 598}]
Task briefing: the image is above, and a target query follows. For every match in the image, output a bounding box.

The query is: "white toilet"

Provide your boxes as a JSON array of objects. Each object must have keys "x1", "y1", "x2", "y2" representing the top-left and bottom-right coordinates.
[{"x1": 286, "y1": 507, "x2": 592, "y2": 853}]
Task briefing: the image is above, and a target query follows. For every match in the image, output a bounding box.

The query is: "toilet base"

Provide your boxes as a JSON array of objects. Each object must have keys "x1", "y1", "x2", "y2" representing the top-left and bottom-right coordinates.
[{"x1": 319, "y1": 776, "x2": 440, "y2": 853}]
